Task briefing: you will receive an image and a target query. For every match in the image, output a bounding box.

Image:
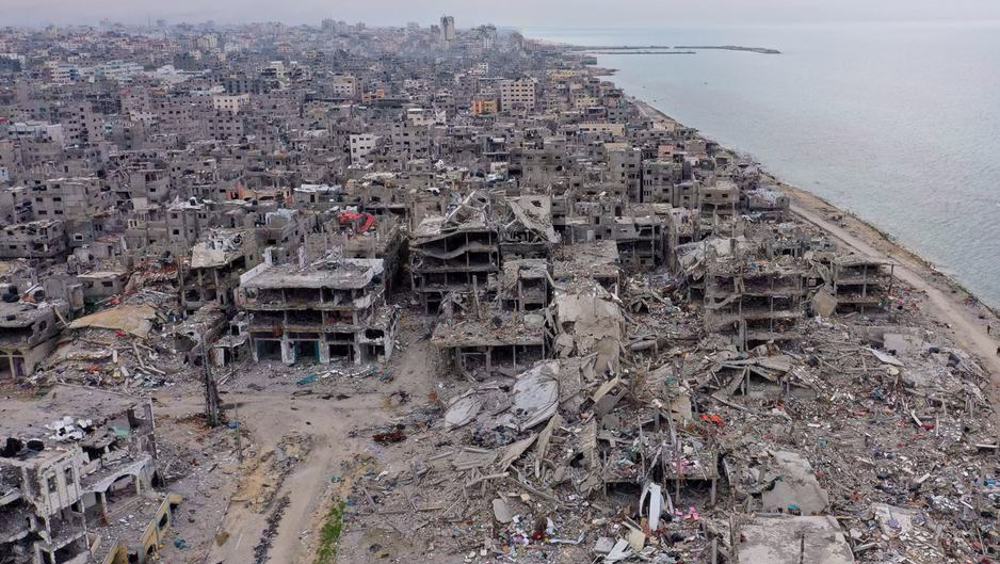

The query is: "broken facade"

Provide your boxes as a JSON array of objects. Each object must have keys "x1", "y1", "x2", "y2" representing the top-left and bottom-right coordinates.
[
  {"x1": 239, "y1": 256, "x2": 398, "y2": 365},
  {"x1": 0, "y1": 386, "x2": 164, "y2": 564}
]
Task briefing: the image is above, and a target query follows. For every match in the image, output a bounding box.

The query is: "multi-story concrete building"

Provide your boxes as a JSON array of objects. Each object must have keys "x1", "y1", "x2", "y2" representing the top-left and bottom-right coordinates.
[
  {"x1": 182, "y1": 228, "x2": 260, "y2": 313},
  {"x1": 0, "y1": 220, "x2": 67, "y2": 259},
  {"x1": 349, "y1": 133, "x2": 380, "y2": 165},
  {"x1": 440, "y1": 16, "x2": 456, "y2": 43},
  {"x1": 499, "y1": 78, "x2": 537, "y2": 112},
  {"x1": 239, "y1": 256, "x2": 398, "y2": 365},
  {"x1": 330, "y1": 75, "x2": 359, "y2": 100},
  {"x1": 0, "y1": 386, "x2": 165, "y2": 564},
  {"x1": 211, "y1": 94, "x2": 251, "y2": 114}
]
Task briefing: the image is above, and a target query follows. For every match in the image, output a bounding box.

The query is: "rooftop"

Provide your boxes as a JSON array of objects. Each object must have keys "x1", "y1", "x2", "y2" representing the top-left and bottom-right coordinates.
[
  {"x1": 0, "y1": 384, "x2": 143, "y2": 441},
  {"x1": 242, "y1": 257, "x2": 384, "y2": 290}
]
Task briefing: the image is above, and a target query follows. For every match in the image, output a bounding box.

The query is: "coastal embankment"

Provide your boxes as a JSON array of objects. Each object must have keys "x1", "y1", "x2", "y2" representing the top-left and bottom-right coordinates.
[
  {"x1": 567, "y1": 44, "x2": 781, "y2": 54},
  {"x1": 632, "y1": 97, "x2": 1000, "y2": 381}
]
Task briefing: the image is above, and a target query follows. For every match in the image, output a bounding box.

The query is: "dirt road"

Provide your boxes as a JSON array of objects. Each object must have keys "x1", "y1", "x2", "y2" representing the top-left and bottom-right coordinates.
[
  {"x1": 197, "y1": 320, "x2": 441, "y2": 564},
  {"x1": 791, "y1": 202, "x2": 1000, "y2": 379}
]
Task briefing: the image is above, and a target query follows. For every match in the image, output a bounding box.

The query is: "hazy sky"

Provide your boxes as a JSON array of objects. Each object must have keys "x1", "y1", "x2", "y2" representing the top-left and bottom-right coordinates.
[{"x1": 7, "y1": 0, "x2": 1000, "y2": 28}]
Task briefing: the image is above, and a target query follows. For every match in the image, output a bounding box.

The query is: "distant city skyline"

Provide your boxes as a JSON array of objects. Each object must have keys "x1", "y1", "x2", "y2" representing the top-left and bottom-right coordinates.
[{"x1": 6, "y1": 0, "x2": 1000, "y2": 28}]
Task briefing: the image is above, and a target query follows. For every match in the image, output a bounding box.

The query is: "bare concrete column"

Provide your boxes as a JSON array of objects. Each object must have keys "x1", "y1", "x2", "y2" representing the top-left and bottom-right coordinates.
[
  {"x1": 98, "y1": 490, "x2": 108, "y2": 521},
  {"x1": 318, "y1": 341, "x2": 331, "y2": 364},
  {"x1": 281, "y1": 338, "x2": 295, "y2": 365}
]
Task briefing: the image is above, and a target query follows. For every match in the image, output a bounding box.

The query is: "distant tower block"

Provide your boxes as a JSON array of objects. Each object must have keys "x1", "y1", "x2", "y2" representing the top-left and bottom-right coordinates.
[{"x1": 441, "y1": 16, "x2": 456, "y2": 43}]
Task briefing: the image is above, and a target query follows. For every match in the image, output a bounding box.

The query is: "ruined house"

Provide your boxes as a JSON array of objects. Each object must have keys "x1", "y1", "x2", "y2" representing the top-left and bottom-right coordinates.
[
  {"x1": 182, "y1": 228, "x2": 259, "y2": 313},
  {"x1": 830, "y1": 254, "x2": 895, "y2": 314},
  {"x1": 0, "y1": 221, "x2": 67, "y2": 260},
  {"x1": 319, "y1": 213, "x2": 406, "y2": 292},
  {"x1": 497, "y1": 195, "x2": 559, "y2": 261},
  {"x1": 0, "y1": 385, "x2": 166, "y2": 564},
  {"x1": 703, "y1": 251, "x2": 807, "y2": 350},
  {"x1": 699, "y1": 178, "x2": 738, "y2": 218},
  {"x1": 499, "y1": 259, "x2": 551, "y2": 313},
  {"x1": 704, "y1": 238, "x2": 810, "y2": 347},
  {"x1": 0, "y1": 301, "x2": 66, "y2": 381},
  {"x1": 432, "y1": 308, "x2": 548, "y2": 379},
  {"x1": 552, "y1": 240, "x2": 621, "y2": 294}
]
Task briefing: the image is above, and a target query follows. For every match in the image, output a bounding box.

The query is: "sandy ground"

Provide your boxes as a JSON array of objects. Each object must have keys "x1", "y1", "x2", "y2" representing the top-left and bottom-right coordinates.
[{"x1": 153, "y1": 314, "x2": 444, "y2": 564}]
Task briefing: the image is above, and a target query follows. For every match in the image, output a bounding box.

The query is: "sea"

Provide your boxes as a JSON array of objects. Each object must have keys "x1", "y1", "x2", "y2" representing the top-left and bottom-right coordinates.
[{"x1": 527, "y1": 22, "x2": 1000, "y2": 308}]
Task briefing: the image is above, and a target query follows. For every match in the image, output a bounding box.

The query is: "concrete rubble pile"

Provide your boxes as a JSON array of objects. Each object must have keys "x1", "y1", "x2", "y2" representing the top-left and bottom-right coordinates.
[
  {"x1": 343, "y1": 190, "x2": 1000, "y2": 562},
  {"x1": 348, "y1": 274, "x2": 1000, "y2": 563}
]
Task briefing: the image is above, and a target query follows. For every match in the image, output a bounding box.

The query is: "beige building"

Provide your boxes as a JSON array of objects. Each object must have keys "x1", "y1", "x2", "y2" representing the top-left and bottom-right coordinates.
[
  {"x1": 211, "y1": 94, "x2": 250, "y2": 114},
  {"x1": 330, "y1": 75, "x2": 359, "y2": 99},
  {"x1": 499, "y1": 78, "x2": 537, "y2": 112}
]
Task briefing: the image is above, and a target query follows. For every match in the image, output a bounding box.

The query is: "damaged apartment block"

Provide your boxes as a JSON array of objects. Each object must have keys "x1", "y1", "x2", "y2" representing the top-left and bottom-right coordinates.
[
  {"x1": 0, "y1": 385, "x2": 175, "y2": 564},
  {"x1": 411, "y1": 192, "x2": 500, "y2": 314},
  {"x1": 830, "y1": 253, "x2": 895, "y2": 314},
  {"x1": 0, "y1": 221, "x2": 67, "y2": 260},
  {"x1": 432, "y1": 309, "x2": 549, "y2": 379},
  {"x1": 0, "y1": 301, "x2": 67, "y2": 381},
  {"x1": 239, "y1": 255, "x2": 398, "y2": 365},
  {"x1": 703, "y1": 244, "x2": 807, "y2": 350},
  {"x1": 181, "y1": 228, "x2": 259, "y2": 314}
]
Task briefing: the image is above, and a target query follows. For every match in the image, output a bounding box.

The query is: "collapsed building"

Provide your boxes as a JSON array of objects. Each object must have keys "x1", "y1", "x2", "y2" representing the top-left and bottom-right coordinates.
[
  {"x1": 432, "y1": 309, "x2": 548, "y2": 379},
  {"x1": 552, "y1": 240, "x2": 621, "y2": 293},
  {"x1": 497, "y1": 195, "x2": 560, "y2": 261},
  {"x1": 411, "y1": 193, "x2": 500, "y2": 315},
  {"x1": 181, "y1": 228, "x2": 259, "y2": 314},
  {"x1": 0, "y1": 385, "x2": 175, "y2": 564},
  {"x1": 703, "y1": 249, "x2": 808, "y2": 349}
]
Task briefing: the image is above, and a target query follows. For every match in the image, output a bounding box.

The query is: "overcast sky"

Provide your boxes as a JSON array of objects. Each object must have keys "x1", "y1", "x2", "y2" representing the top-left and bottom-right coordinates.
[{"x1": 7, "y1": 0, "x2": 1000, "y2": 28}]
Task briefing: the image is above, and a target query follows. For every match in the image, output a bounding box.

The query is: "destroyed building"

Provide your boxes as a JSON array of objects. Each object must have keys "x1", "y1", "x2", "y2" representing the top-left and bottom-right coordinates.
[
  {"x1": 703, "y1": 249, "x2": 808, "y2": 349},
  {"x1": 239, "y1": 256, "x2": 398, "y2": 365},
  {"x1": 497, "y1": 195, "x2": 560, "y2": 261},
  {"x1": 432, "y1": 308, "x2": 548, "y2": 379},
  {"x1": 552, "y1": 240, "x2": 621, "y2": 293},
  {"x1": 0, "y1": 385, "x2": 170, "y2": 564},
  {"x1": 0, "y1": 301, "x2": 67, "y2": 381},
  {"x1": 181, "y1": 228, "x2": 259, "y2": 313},
  {"x1": 410, "y1": 193, "x2": 499, "y2": 314},
  {"x1": 830, "y1": 254, "x2": 896, "y2": 314},
  {"x1": 500, "y1": 259, "x2": 551, "y2": 312},
  {"x1": 0, "y1": 221, "x2": 67, "y2": 260}
]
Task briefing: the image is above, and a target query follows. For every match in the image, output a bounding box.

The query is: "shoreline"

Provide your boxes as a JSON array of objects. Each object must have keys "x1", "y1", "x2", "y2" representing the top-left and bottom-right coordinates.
[
  {"x1": 629, "y1": 96, "x2": 998, "y2": 311},
  {"x1": 565, "y1": 44, "x2": 781, "y2": 54},
  {"x1": 625, "y1": 94, "x2": 1000, "y2": 378},
  {"x1": 574, "y1": 48, "x2": 998, "y2": 313}
]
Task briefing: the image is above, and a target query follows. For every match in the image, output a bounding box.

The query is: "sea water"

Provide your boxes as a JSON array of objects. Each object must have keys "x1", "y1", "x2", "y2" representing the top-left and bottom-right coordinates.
[{"x1": 528, "y1": 22, "x2": 1000, "y2": 307}]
